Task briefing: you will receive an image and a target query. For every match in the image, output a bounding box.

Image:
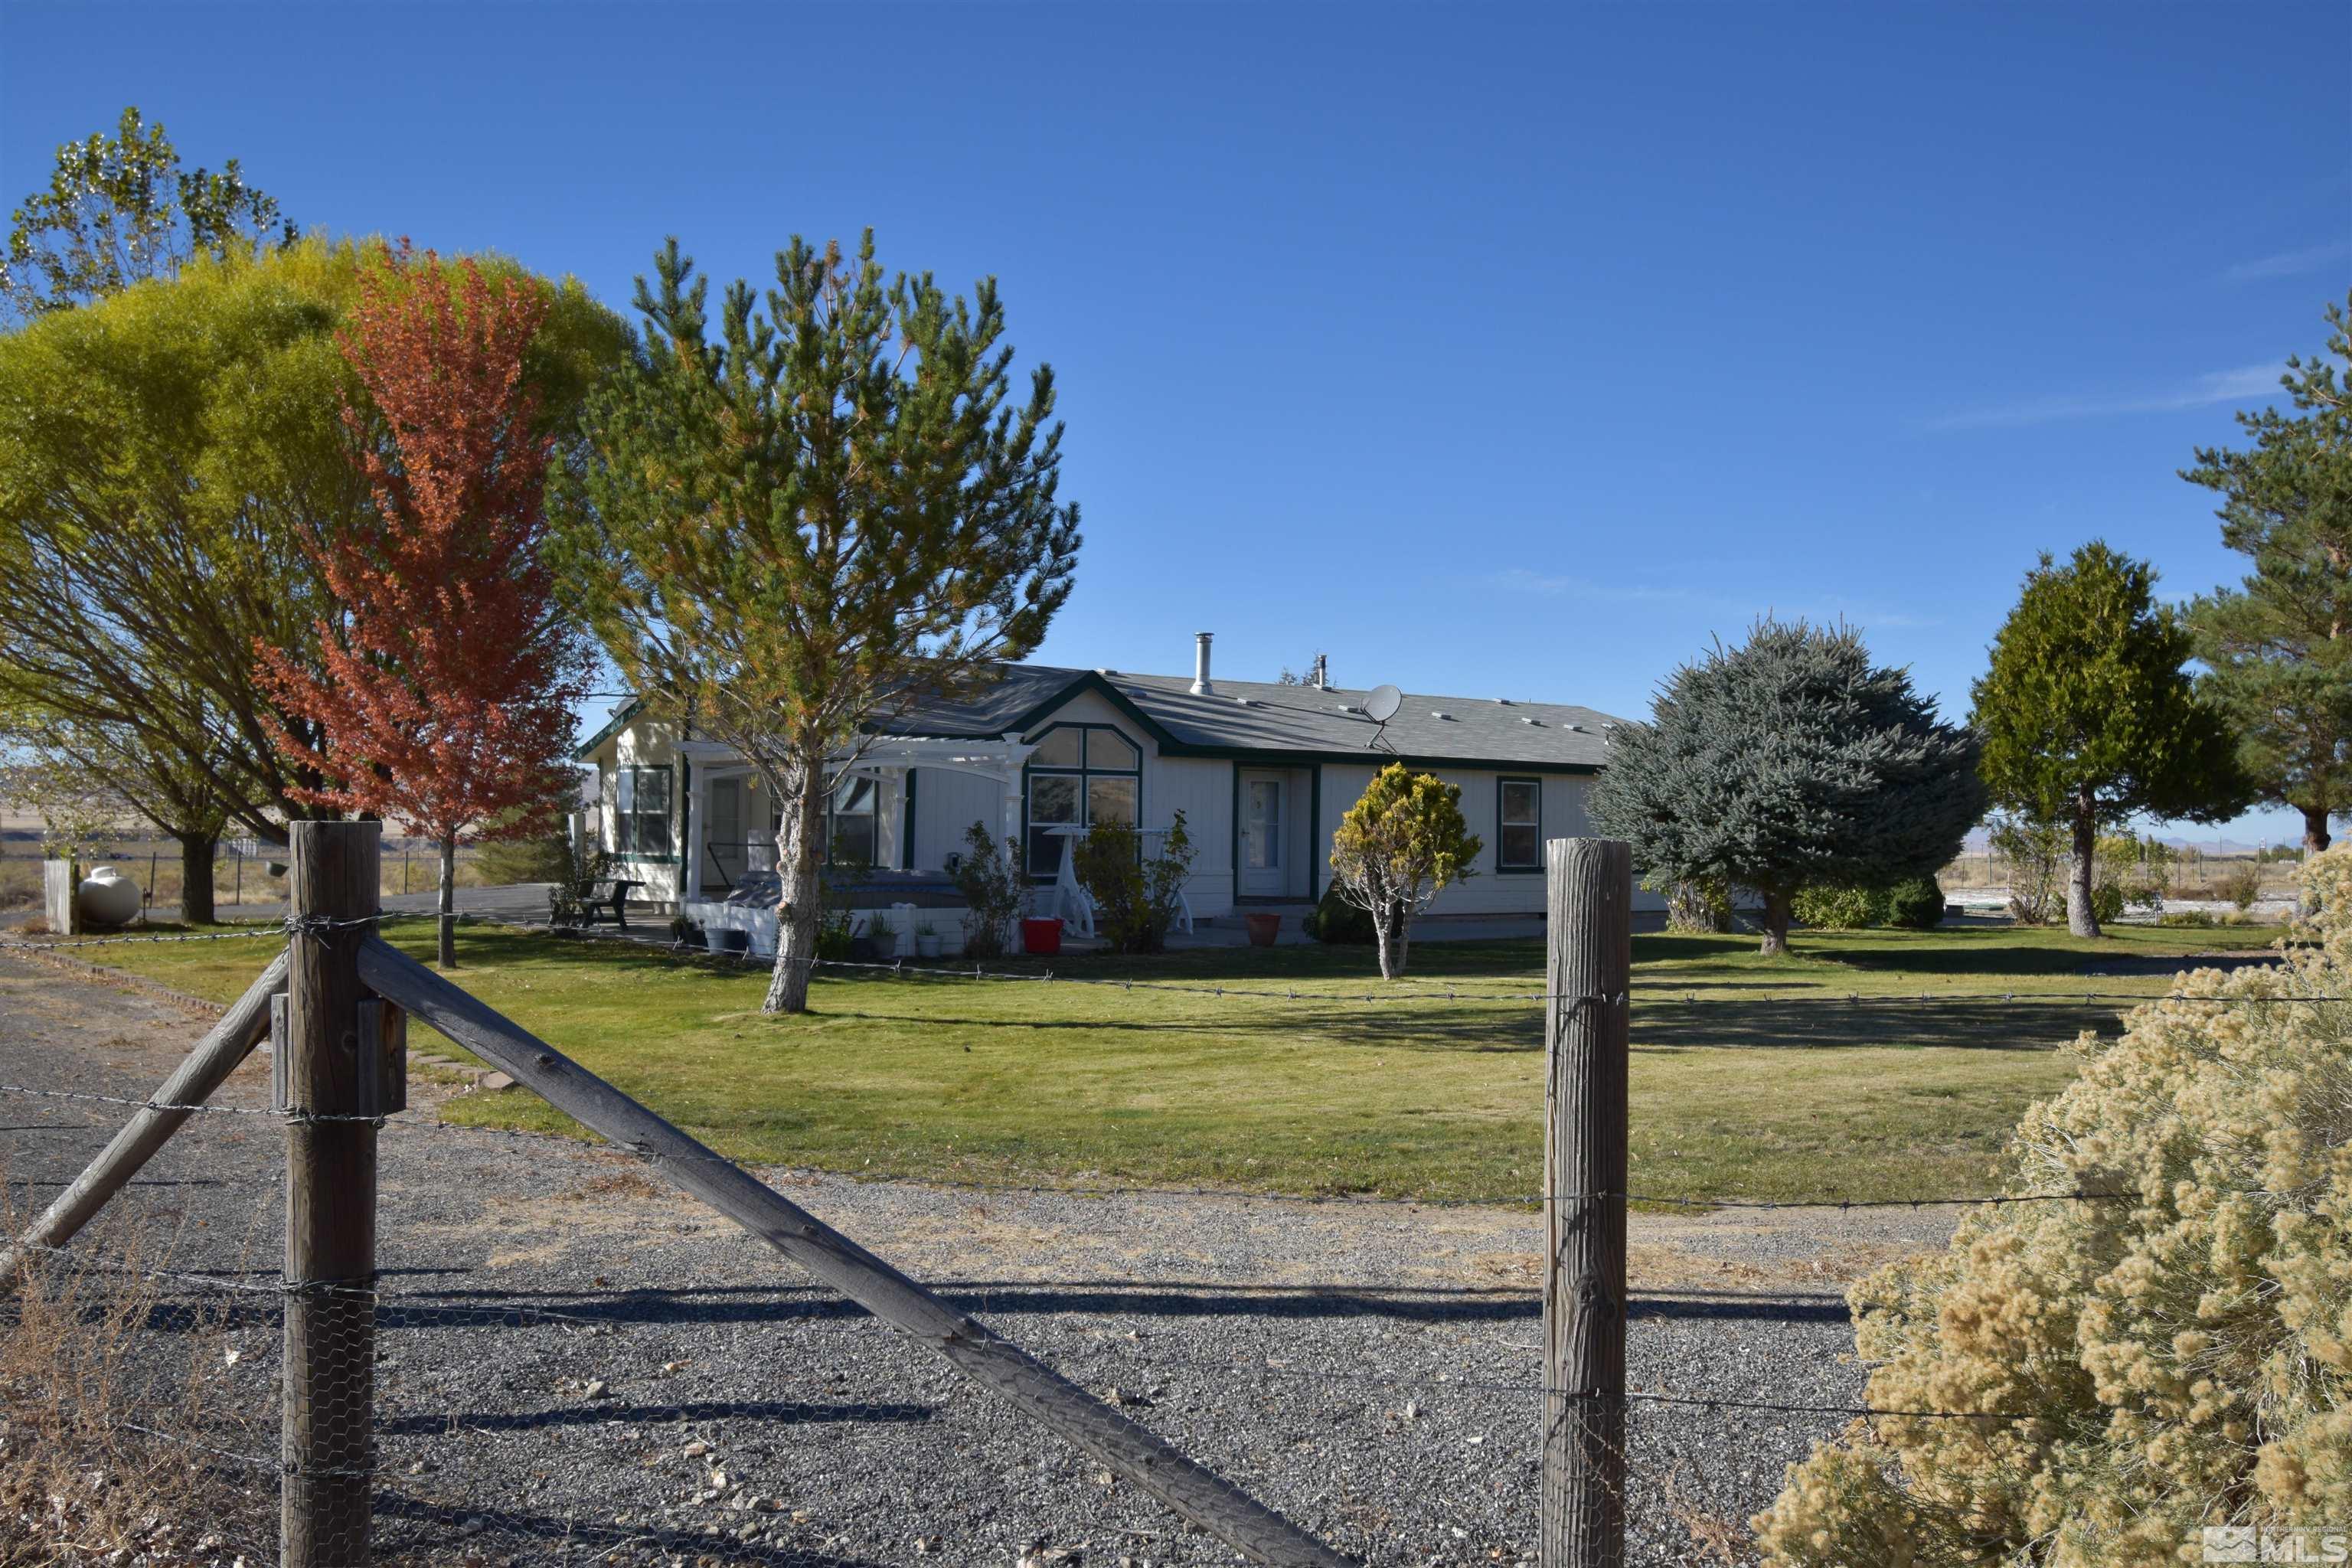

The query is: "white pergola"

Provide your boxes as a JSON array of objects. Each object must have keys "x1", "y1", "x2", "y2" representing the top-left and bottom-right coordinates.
[{"x1": 675, "y1": 733, "x2": 1037, "y2": 908}]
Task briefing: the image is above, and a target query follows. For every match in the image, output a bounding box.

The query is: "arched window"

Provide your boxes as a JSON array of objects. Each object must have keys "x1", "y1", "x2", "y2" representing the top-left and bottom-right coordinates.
[{"x1": 1024, "y1": 724, "x2": 1141, "y2": 878}]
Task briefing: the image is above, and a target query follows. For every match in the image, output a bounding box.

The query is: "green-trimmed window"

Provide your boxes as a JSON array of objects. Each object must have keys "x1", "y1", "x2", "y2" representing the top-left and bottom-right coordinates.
[
  {"x1": 1025, "y1": 724, "x2": 1142, "y2": 878},
  {"x1": 615, "y1": 765, "x2": 674, "y2": 856},
  {"x1": 1497, "y1": 777, "x2": 1541, "y2": 872}
]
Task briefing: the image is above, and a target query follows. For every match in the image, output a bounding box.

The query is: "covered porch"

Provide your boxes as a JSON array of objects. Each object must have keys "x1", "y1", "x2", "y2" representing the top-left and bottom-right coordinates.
[{"x1": 678, "y1": 735, "x2": 1035, "y2": 957}]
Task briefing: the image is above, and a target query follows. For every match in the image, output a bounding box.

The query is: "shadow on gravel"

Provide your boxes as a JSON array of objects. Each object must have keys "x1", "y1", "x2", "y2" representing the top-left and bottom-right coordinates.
[
  {"x1": 332, "y1": 1280, "x2": 1852, "y2": 1328},
  {"x1": 377, "y1": 1396, "x2": 933, "y2": 1436},
  {"x1": 373, "y1": 1490, "x2": 895, "y2": 1567}
]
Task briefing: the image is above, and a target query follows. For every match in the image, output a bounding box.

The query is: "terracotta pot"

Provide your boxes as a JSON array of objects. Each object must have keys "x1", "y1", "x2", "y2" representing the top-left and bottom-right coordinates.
[{"x1": 1245, "y1": 912, "x2": 1282, "y2": 947}]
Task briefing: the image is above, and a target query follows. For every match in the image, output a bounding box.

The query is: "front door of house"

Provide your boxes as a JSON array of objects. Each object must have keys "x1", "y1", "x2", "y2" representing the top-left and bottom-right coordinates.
[{"x1": 1240, "y1": 772, "x2": 1285, "y2": 897}]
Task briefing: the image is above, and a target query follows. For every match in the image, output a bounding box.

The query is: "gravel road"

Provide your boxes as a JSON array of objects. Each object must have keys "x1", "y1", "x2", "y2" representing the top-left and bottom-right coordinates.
[{"x1": 0, "y1": 948, "x2": 1957, "y2": 1568}]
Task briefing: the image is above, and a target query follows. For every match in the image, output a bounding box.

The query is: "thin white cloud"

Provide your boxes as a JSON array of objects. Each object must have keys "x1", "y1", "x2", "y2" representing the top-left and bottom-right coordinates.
[
  {"x1": 1924, "y1": 363, "x2": 2285, "y2": 432},
  {"x1": 1488, "y1": 570, "x2": 1693, "y2": 603},
  {"x1": 1487, "y1": 572, "x2": 1938, "y2": 631},
  {"x1": 2223, "y1": 240, "x2": 2351, "y2": 284}
]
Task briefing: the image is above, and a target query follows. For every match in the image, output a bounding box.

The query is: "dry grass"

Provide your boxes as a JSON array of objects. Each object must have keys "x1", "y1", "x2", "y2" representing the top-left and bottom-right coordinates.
[
  {"x1": 0, "y1": 1185, "x2": 276, "y2": 1564},
  {"x1": 0, "y1": 844, "x2": 493, "y2": 916}
]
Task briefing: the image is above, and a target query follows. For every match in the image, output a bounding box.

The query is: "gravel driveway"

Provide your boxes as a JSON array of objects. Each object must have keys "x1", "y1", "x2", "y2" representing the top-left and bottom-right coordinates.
[{"x1": 0, "y1": 949, "x2": 1955, "y2": 1567}]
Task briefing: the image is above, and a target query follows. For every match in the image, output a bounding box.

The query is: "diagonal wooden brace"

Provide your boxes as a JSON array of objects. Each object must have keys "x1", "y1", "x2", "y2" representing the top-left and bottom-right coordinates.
[{"x1": 0, "y1": 951, "x2": 289, "y2": 1292}]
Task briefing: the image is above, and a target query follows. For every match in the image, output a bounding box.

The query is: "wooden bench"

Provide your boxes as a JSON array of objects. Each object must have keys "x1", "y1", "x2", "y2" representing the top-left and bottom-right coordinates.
[{"x1": 579, "y1": 878, "x2": 645, "y2": 930}]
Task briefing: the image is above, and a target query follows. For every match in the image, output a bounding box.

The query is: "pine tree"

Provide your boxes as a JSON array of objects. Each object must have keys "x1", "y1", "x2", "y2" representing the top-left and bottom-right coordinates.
[
  {"x1": 256, "y1": 247, "x2": 593, "y2": 966},
  {"x1": 2182, "y1": 291, "x2": 2352, "y2": 866},
  {"x1": 1971, "y1": 543, "x2": 2251, "y2": 938},
  {"x1": 1591, "y1": 619, "x2": 1984, "y2": 956},
  {"x1": 554, "y1": 235, "x2": 1080, "y2": 1014}
]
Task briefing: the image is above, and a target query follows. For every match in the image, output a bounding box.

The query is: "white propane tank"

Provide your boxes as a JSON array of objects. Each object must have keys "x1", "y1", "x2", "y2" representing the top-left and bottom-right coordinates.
[{"x1": 77, "y1": 865, "x2": 143, "y2": 928}]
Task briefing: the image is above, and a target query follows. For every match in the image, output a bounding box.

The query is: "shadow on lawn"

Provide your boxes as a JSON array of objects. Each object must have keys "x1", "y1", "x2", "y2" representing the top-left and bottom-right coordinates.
[{"x1": 798, "y1": 996, "x2": 2122, "y2": 1055}]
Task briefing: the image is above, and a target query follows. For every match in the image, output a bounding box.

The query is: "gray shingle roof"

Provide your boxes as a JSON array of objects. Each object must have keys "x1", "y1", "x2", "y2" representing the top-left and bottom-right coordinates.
[{"x1": 879, "y1": 663, "x2": 1627, "y2": 771}]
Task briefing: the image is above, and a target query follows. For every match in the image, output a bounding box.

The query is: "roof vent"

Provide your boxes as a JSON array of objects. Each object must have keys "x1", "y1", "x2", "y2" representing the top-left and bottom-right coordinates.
[
  {"x1": 1431, "y1": 710, "x2": 1454, "y2": 721},
  {"x1": 1191, "y1": 632, "x2": 1214, "y2": 696},
  {"x1": 1496, "y1": 697, "x2": 1514, "y2": 705},
  {"x1": 1233, "y1": 696, "x2": 1255, "y2": 707},
  {"x1": 1521, "y1": 716, "x2": 1541, "y2": 726},
  {"x1": 1565, "y1": 723, "x2": 1583, "y2": 732},
  {"x1": 1338, "y1": 704, "x2": 1362, "y2": 715}
]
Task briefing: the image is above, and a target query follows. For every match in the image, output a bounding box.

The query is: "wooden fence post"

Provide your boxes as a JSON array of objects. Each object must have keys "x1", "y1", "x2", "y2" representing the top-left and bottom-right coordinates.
[
  {"x1": 281, "y1": 821, "x2": 382, "y2": 1568},
  {"x1": 1542, "y1": 838, "x2": 1631, "y2": 1568}
]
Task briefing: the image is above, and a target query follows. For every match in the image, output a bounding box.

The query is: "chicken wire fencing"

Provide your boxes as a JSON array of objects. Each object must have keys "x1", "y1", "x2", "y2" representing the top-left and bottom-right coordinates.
[
  {"x1": 0, "y1": 1125, "x2": 1855, "y2": 1568},
  {"x1": 1, "y1": 922, "x2": 2327, "y2": 1568}
]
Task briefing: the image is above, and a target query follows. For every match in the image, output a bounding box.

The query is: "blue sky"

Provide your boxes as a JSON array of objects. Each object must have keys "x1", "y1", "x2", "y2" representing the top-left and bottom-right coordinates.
[{"x1": 5, "y1": 2, "x2": 2347, "y2": 843}]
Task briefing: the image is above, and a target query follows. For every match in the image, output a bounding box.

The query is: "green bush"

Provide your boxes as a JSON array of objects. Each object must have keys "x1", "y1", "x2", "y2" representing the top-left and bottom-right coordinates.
[
  {"x1": 1792, "y1": 882, "x2": 1890, "y2": 929},
  {"x1": 1756, "y1": 848, "x2": 2352, "y2": 1566},
  {"x1": 1881, "y1": 875, "x2": 1945, "y2": 929},
  {"x1": 1072, "y1": 811, "x2": 1196, "y2": 955},
  {"x1": 951, "y1": 822, "x2": 1025, "y2": 959},
  {"x1": 2218, "y1": 864, "x2": 2264, "y2": 912},
  {"x1": 2158, "y1": 909, "x2": 2217, "y2": 929},
  {"x1": 2089, "y1": 880, "x2": 2125, "y2": 925},
  {"x1": 1302, "y1": 881, "x2": 1375, "y2": 944}
]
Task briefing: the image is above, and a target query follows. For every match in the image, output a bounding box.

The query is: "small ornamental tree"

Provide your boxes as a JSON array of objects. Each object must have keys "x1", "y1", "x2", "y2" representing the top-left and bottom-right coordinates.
[
  {"x1": 1327, "y1": 764, "x2": 1481, "y2": 978},
  {"x1": 1972, "y1": 543, "x2": 2252, "y2": 938},
  {"x1": 256, "y1": 249, "x2": 592, "y2": 966},
  {"x1": 1590, "y1": 619, "x2": 1986, "y2": 956},
  {"x1": 1754, "y1": 849, "x2": 2352, "y2": 1567},
  {"x1": 554, "y1": 235, "x2": 1081, "y2": 1014}
]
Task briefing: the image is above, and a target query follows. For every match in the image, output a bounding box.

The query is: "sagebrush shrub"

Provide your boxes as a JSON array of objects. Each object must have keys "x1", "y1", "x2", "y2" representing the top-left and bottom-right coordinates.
[{"x1": 1753, "y1": 849, "x2": 2352, "y2": 1566}]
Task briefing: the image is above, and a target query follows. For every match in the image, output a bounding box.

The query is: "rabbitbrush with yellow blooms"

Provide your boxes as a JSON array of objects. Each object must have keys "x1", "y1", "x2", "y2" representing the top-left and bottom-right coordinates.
[{"x1": 1755, "y1": 851, "x2": 2352, "y2": 1565}]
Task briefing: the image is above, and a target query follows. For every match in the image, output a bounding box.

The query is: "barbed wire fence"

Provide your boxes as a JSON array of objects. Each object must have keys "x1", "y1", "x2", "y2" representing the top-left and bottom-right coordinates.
[{"x1": 0, "y1": 831, "x2": 2328, "y2": 1567}]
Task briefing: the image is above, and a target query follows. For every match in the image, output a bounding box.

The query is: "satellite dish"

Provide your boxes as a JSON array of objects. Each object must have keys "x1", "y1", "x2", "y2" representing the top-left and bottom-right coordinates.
[{"x1": 1364, "y1": 684, "x2": 1403, "y2": 724}]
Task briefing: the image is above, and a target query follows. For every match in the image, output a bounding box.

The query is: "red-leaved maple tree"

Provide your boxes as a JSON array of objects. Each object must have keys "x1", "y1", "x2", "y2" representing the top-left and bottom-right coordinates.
[{"x1": 256, "y1": 245, "x2": 590, "y2": 965}]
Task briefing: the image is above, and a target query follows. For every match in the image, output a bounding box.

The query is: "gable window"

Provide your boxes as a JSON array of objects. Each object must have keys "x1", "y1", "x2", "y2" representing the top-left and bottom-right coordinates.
[
  {"x1": 614, "y1": 765, "x2": 674, "y2": 856},
  {"x1": 1497, "y1": 777, "x2": 1542, "y2": 872},
  {"x1": 1025, "y1": 724, "x2": 1142, "y2": 878}
]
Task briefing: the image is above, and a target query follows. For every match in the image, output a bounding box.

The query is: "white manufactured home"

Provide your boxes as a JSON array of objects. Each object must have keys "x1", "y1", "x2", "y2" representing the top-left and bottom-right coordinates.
[{"x1": 575, "y1": 635, "x2": 1648, "y2": 941}]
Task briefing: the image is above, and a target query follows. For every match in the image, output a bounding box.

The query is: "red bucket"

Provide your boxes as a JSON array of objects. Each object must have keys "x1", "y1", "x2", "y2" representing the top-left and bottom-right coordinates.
[{"x1": 1021, "y1": 916, "x2": 1063, "y2": 956}]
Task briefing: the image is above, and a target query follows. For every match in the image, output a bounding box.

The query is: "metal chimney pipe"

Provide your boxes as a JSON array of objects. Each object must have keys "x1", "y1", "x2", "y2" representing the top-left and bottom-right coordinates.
[{"x1": 1191, "y1": 632, "x2": 1214, "y2": 695}]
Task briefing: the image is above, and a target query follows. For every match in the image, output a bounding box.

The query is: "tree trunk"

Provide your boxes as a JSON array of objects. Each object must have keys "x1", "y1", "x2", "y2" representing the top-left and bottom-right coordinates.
[
  {"x1": 436, "y1": 835, "x2": 458, "y2": 969},
  {"x1": 1374, "y1": 899, "x2": 1411, "y2": 979},
  {"x1": 178, "y1": 831, "x2": 217, "y2": 926},
  {"x1": 763, "y1": 762, "x2": 828, "y2": 1015},
  {"x1": 2302, "y1": 808, "x2": 2331, "y2": 916},
  {"x1": 2066, "y1": 798, "x2": 2101, "y2": 939},
  {"x1": 1757, "y1": 888, "x2": 1793, "y2": 956}
]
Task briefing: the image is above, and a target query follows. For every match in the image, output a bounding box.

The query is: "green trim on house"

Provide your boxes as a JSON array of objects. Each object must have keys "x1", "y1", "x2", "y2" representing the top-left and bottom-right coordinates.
[
  {"x1": 573, "y1": 698, "x2": 645, "y2": 761},
  {"x1": 1308, "y1": 761, "x2": 1322, "y2": 901},
  {"x1": 902, "y1": 768, "x2": 918, "y2": 871},
  {"x1": 676, "y1": 753, "x2": 691, "y2": 893}
]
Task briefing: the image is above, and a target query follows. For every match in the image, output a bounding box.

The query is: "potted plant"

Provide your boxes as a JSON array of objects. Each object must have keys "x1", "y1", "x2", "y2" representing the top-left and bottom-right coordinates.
[
  {"x1": 870, "y1": 923, "x2": 898, "y2": 960},
  {"x1": 1244, "y1": 911, "x2": 1282, "y2": 947},
  {"x1": 913, "y1": 920, "x2": 942, "y2": 959}
]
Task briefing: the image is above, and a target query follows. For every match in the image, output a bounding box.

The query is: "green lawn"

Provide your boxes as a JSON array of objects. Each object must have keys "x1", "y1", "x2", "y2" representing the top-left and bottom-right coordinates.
[{"x1": 64, "y1": 917, "x2": 2279, "y2": 1205}]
